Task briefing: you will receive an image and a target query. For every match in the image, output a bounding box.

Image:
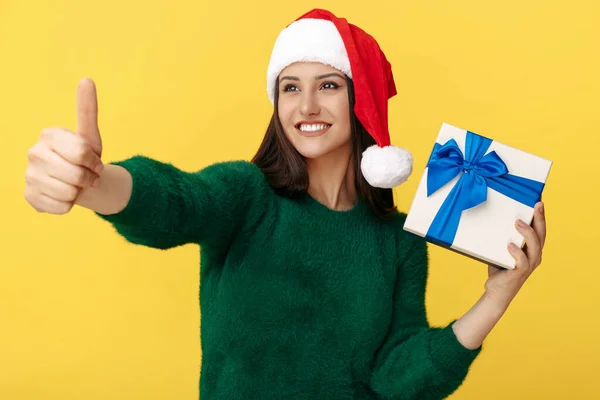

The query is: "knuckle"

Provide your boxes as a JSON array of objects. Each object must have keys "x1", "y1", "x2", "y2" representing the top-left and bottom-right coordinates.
[
  {"x1": 58, "y1": 202, "x2": 74, "y2": 214},
  {"x1": 54, "y1": 206, "x2": 66, "y2": 215},
  {"x1": 24, "y1": 189, "x2": 43, "y2": 212},
  {"x1": 65, "y1": 185, "x2": 79, "y2": 201},
  {"x1": 73, "y1": 144, "x2": 89, "y2": 164},
  {"x1": 23, "y1": 187, "x2": 34, "y2": 204},
  {"x1": 24, "y1": 168, "x2": 36, "y2": 184},
  {"x1": 73, "y1": 167, "x2": 87, "y2": 184},
  {"x1": 44, "y1": 162, "x2": 58, "y2": 179},
  {"x1": 40, "y1": 127, "x2": 63, "y2": 141},
  {"x1": 27, "y1": 146, "x2": 41, "y2": 162},
  {"x1": 40, "y1": 128, "x2": 53, "y2": 139}
]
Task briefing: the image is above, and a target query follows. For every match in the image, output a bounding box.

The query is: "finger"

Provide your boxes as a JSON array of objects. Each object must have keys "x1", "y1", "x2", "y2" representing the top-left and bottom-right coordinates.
[
  {"x1": 532, "y1": 201, "x2": 546, "y2": 249},
  {"x1": 508, "y1": 242, "x2": 530, "y2": 272},
  {"x1": 76, "y1": 77, "x2": 102, "y2": 156},
  {"x1": 43, "y1": 128, "x2": 103, "y2": 173},
  {"x1": 516, "y1": 218, "x2": 541, "y2": 266},
  {"x1": 35, "y1": 143, "x2": 100, "y2": 187},
  {"x1": 24, "y1": 186, "x2": 73, "y2": 215},
  {"x1": 39, "y1": 192, "x2": 74, "y2": 214},
  {"x1": 38, "y1": 174, "x2": 82, "y2": 202}
]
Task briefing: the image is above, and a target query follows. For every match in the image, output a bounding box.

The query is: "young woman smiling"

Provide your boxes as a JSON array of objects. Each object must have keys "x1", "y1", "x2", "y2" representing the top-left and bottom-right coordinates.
[{"x1": 24, "y1": 8, "x2": 547, "y2": 400}]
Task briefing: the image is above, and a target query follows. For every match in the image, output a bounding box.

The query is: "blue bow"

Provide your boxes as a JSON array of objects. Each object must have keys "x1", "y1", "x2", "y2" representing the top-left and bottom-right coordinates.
[{"x1": 425, "y1": 131, "x2": 545, "y2": 247}]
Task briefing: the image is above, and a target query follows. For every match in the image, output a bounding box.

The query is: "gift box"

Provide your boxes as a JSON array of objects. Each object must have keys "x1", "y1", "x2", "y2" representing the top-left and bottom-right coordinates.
[{"x1": 403, "y1": 122, "x2": 552, "y2": 270}]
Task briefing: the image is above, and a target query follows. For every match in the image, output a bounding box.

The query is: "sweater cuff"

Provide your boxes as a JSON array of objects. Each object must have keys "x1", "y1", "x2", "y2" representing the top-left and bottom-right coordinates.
[
  {"x1": 94, "y1": 157, "x2": 151, "y2": 226},
  {"x1": 429, "y1": 320, "x2": 482, "y2": 375}
]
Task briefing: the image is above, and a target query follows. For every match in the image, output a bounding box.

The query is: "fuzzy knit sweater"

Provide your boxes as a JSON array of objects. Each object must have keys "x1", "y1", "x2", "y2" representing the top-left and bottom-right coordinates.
[{"x1": 95, "y1": 155, "x2": 482, "y2": 400}]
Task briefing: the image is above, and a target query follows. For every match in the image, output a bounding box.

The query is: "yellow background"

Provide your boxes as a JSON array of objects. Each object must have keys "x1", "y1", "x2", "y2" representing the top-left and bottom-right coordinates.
[{"x1": 1, "y1": 0, "x2": 598, "y2": 399}]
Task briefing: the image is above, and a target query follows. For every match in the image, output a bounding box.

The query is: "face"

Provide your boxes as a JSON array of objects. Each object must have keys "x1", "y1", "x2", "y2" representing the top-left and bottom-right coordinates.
[{"x1": 277, "y1": 62, "x2": 352, "y2": 160}]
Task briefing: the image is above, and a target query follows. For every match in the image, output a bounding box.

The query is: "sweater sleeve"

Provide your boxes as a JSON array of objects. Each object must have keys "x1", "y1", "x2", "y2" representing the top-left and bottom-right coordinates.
[
  {"x1": 94, "y1": 155, "x2": 267, "y2": 250},
  {"x1": 368, "y1": 231, "x2": 482, "y2": 400}
]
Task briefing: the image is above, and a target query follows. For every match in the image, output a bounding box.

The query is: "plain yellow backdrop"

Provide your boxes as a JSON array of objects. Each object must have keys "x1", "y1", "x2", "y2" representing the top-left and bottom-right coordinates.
[{"x1": 1, "y1": 0, "x2": 598, "y2": 399}]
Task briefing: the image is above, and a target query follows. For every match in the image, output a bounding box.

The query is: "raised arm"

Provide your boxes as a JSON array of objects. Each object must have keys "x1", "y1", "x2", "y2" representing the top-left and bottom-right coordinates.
[
  {"x1": 89, "y1": 156, "x2": 268, "y2": 250},
  {"x1": 368, "y1": 232, "x2": 482, "y2": 400},
  {"x1": 24, "y1": 77, "x2": 269, "y2": 251}
]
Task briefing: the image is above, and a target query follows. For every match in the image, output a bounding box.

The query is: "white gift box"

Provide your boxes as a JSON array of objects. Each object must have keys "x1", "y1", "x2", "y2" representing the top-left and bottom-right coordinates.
[{"x1": 403, "y1": 122, "x2": 552, "y2": 269}]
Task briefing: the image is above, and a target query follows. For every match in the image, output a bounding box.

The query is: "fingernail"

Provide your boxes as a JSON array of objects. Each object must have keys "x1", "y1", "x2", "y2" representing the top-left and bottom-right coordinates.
[
  {"x1": 517, "y1": 219, "x2": 526, "y2": 227},
  {"x1": 95, "y1": 163, "x2": 104, "y2": 174},
  {"x1": 539, "y1": 202, "x2": 544, "y2": 214}
]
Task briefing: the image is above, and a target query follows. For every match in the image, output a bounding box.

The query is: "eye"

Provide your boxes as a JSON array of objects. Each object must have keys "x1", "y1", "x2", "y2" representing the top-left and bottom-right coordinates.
[
  {"x1": 283, "y1": 84, "x2": 298, "y2": 92},
  {"x1": 321, "y1": 81, "x2": 340, "y2": 90}
]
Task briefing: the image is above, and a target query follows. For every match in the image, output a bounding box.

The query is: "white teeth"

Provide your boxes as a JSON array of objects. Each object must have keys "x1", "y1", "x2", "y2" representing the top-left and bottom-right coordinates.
[{"x1": 298, "y1": 124, "x2": 330, "y2": 132}]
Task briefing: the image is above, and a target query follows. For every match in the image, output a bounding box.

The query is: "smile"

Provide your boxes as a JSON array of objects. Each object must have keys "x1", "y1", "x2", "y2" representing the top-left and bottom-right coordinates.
[{"x1": 295, "y1": 123, "x2": 332, "y2": 137}]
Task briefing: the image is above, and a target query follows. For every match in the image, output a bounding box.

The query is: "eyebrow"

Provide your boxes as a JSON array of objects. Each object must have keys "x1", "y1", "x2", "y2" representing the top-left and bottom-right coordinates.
[{"x1": 279, "y1": 72, "x2": 345, "y2": 82}]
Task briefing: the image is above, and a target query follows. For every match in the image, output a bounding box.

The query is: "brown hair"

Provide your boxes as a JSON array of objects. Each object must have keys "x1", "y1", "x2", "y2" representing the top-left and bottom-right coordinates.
[{"x1": 251, "y1": 76, "x2": 397, "y2": 220}]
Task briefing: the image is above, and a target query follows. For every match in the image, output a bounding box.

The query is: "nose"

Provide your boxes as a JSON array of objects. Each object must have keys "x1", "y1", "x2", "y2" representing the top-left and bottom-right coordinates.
[{"x1": 299, "y1": 91, "x2": 320, "y2": 116}]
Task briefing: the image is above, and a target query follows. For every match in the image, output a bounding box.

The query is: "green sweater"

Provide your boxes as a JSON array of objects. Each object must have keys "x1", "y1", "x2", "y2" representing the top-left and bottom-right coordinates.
[{"x1": 95, "y1": 156, "x2": 482, "y2": 400}]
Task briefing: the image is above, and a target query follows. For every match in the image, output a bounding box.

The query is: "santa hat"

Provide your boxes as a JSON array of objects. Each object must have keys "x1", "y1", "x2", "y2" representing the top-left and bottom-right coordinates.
[{"x1": 266, "y1": 8, "x2": 413, "y2": 188}]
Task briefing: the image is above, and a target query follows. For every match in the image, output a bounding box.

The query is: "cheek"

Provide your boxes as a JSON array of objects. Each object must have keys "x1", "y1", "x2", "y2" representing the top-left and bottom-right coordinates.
[
  {"x1": 333, "y1": 124, "x2": 352, "y2": 146},
  {"x1": 277, "y1": 101, "x2": 294, "y2": 124},
  {"x1": 278, "y1": 104, "x2": 299, "y2": 141},
  {"x1": 335, "y1": 108, "x2": 352, "y2": 140},
  {"x1": 332, "y1": 98, "x2": 350, "y2": 129}
]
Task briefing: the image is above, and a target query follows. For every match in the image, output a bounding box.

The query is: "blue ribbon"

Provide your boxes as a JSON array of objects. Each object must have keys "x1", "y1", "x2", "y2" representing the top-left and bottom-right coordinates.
[{"x1": 425, "y1": 131, "x2": 545, "y2": 247}]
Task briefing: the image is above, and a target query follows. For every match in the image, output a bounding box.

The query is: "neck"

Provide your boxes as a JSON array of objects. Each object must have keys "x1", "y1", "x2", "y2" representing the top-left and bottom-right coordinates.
[{"x1": 305, "y1": 146, "x2": 358, "y2": 211}]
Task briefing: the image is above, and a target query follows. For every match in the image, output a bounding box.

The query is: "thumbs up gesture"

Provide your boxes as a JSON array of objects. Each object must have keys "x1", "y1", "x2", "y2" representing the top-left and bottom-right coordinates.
[{"x1": 24, "y1": 78, "x2": 105, "y2": 214}]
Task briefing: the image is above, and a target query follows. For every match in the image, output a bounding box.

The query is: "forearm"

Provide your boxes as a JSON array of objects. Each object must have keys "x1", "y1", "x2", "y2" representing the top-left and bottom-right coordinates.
[
  {"x1": 79, "y1": 157, "x2": 255, "y2": 249},
  {"x1": 452, "y1": 292, "x2": 511, "y2": 350},
  {"x1": 75, "y1": 164, "x2": 132, "y2": 215}
]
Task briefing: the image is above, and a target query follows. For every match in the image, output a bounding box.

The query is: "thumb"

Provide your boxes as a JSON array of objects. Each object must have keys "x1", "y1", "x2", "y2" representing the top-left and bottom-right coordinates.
[{"x1": 76, "y1": 77, "x2": 103, "y2": 158}]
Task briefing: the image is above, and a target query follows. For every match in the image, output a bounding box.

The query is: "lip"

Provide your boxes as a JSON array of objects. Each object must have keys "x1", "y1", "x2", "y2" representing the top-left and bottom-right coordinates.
[{"x1": 295, "y1": 121, "x2": 332, "y2": 137}]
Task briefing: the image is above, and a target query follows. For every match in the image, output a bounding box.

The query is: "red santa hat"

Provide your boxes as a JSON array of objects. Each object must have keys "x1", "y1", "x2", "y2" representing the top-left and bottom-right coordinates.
[{"x1": 266, "y1": 8, "x2": 413, "y2": 188}]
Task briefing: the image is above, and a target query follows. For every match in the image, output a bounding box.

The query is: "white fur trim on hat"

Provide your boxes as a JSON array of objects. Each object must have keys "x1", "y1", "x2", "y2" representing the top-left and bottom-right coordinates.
[
  {"x1": 266, "y1": 18, "x2": 352, "y2": 105},
  {"x1": 361, "y1": 144, "x2": 413, "y2": 188}
]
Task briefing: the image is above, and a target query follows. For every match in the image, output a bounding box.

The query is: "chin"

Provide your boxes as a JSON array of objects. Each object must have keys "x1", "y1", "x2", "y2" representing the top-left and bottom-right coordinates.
[
  {"x1": 287, "y1": 135, "x2": 326, "y2": 157},
  {"x1": 296, "y1": 147, "x2": 330, "y2": 159},
  {"x1": 293, "y1": 140, "x2": 350, "y2": 160}
]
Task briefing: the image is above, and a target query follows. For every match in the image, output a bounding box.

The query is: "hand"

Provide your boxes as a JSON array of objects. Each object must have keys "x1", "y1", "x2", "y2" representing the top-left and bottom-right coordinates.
[
  {"x1": 24, "y1": 78, "x2": 104, "y2": 214},
  {"x1": 484, "y1": 201, "x2": 547, "y2": 306}
]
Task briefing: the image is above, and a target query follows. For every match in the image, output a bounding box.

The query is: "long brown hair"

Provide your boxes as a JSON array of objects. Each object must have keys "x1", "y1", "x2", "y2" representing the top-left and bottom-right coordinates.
[{"x1": 251, "y1": 76, "x2": 397, "y2": 220}]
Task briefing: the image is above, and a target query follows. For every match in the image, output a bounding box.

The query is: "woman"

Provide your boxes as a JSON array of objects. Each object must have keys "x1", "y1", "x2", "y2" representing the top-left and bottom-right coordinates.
[{"x1": 24, "y1": 8, "x2": 546, "y2": 400}]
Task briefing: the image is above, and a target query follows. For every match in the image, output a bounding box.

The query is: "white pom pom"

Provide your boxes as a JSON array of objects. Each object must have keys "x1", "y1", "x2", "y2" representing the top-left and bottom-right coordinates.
[{"x1": 360, "y1": 144, "x2": 413, "y2": 188}]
